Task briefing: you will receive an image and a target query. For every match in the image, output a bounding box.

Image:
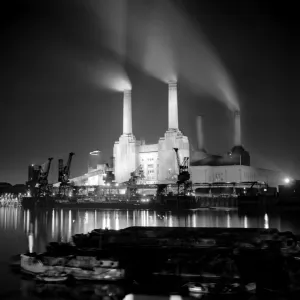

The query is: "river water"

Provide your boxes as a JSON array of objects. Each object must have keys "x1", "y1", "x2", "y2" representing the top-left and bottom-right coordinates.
[{"x1": 1, "y1": 206, "x2": 300, "y2": 299}]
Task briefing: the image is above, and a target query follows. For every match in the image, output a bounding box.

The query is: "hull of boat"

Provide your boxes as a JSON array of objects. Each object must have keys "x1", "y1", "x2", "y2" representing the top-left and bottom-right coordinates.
[
  {"x1": 20, "y1": 254, "x2": 125, "y2": 281},
  {"x1": 36, "y1": 275, "x2": 68, "y2": 283},
  {"x1": 21, "y1": 254, "x2": 48, "y2": 274},
  {"x1": 64, "y1": 267, "x2": 124, "y2": 281}
]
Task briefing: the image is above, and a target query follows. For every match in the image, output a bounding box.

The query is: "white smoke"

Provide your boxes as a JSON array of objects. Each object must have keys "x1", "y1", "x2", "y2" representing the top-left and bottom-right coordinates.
[
  {"x1": 81, "y1": 0, "x2": 239, "y2": 110},
  {"x1": 82, "y1": 0, "x2": 131, "y2": 92},
  {"x1": 127, "y1": 0, "x2": 239, "y2": 110}
]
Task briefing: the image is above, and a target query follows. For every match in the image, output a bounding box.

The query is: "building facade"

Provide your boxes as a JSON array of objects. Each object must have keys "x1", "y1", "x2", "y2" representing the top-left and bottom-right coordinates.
[{"x1": 113, "y1": 82, "x2": 190, "y2": 184}]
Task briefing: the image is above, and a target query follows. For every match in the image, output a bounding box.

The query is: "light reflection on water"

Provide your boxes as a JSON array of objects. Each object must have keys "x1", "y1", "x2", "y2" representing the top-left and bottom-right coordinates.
[
  {"x1": 1, "y1": 206, "x2": 300, "y2": 299},
  {"x1": 1, "y1": 206, "x2": 300, "y2": 254}
]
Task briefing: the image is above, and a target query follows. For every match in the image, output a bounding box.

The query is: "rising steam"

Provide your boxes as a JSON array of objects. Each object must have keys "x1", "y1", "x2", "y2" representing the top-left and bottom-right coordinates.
[
  {"x1": 82, "y1": 0, "x2": 131, "y2": 92},
  {"x1": 85, "y1": 59, "x2": 132, "y2": 92},
  {"x1": 82, "y1": 0, "x2": 239, "y2": 110},
  {"x1": 127, "y1": 0, "x2": 239, "y2": 110}
]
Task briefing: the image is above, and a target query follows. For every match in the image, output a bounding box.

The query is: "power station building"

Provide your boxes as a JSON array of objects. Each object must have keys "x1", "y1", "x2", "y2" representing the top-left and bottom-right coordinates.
[
  {"x1": 113, "y1": 82, "x2": 189, "y2": 184},
  {"x1": 111, "y1": 81, "x2": 286, "y2": 188},
  {"x1": 70, "y1": 81, "x2": 287, "y2": 189}
]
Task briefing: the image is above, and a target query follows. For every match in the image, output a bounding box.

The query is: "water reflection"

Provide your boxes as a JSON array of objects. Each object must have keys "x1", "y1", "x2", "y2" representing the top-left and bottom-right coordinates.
[
  {"x1": 1, "y1": 207, "x2": 300, "y2": 254},
  {"x1": 264, "y1": 213, "x2": 269, "y2": 229}
]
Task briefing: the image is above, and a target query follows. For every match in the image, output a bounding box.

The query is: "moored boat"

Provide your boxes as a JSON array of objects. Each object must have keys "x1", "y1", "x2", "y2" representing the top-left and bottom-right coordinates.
[
  {"x1": 21, "y1": 253, "x2": 48, "y2": 274},
  {"x1": 20, "y1": 251, "x2": 125, "y2": 282},
  {"x1": 36, "y1": 270, "x2": 69, "y2": 283}
]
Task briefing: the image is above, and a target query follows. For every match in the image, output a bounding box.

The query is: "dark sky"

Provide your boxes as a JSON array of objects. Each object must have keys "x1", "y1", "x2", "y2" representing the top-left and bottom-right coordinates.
[{"x1": 1, "y1": 0, "x2": 299, "y2": 184}]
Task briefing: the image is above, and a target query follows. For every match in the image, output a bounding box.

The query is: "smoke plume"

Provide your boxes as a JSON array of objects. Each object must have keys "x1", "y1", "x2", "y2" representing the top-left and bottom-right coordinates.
[
  {"x1": 82, "y1": 0, "x2": 239, "y2": 110},
  {"x1": 127, "y1": 0, "x2": 239, "y2": 110},
  {"x1": 82, "y1": 0, "x2": 131, "y2": 92}
]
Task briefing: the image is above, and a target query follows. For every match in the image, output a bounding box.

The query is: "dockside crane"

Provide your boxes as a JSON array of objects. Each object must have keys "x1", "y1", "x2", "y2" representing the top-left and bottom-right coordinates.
[
  {"x1": 37, "y1": 157, "x2": 53, "y2": 197},
  {"x1": 128, "y1": 165, "x2": 145, "y2": 185},
  {"x1": 124, "y1": 165, "x2": 145, "y2": 199},
  {"x1": 173, "y1": 148, "x2": 192, "y2": 195},
  {"x1": 26, "y1": 157, "x2": 53, "y2": 197},
  {"x1": 58, "y1": 152, "x2": 75, "y2": 197}
]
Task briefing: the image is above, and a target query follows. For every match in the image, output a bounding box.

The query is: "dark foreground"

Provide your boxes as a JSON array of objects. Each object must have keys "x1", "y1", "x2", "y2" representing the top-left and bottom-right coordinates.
[
  {"x1": 13, "y1": 226, "x2": 300, "y2": 300},
  {"x1": 2, "y1": 207, "x2": 300, "y2": 300}
]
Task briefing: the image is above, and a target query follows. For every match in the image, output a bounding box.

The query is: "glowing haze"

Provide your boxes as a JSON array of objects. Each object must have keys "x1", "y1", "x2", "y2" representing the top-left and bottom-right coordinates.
[
  {"x1": 82, "y1": 0, "x2": 238, "y2": 109},
  {"x1": 127, "y1": 0, "x2": 239, "y2": 110},
  {"x1": 82, "y1": 0, "x2": 131, "y2": 92},
  {"x1": 86, "y1": 59, "x2": 132, "y2": 92}
]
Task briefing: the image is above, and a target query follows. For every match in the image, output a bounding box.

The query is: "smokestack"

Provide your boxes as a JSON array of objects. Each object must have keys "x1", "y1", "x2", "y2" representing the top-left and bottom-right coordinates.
[
  {"x1": 196, "y1": 115, "x2": 205, "y2": 151},
  {"x1": 123, "y1": 89, "x2": 132, "y2": 134},
  {"x1": 168, "y1": 81, "x2": 179, "y2": 130},
  {"x1": 234, "y1": 110, "x2": 241, "y2": 146}
]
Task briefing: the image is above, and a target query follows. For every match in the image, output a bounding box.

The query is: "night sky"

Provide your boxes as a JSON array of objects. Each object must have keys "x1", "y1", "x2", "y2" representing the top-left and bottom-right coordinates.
[{"x1": 1, "y1": 0, "x2": 299, "y2": 184}]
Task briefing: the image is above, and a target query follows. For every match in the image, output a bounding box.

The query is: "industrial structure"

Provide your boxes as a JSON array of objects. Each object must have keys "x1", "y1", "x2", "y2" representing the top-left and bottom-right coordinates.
[
  {"x1": 26, "y1": 158, "x2": 53, "y2": 197},
  {"x1": 57, "y1": 152, "x2": 75, "y2": 196},
  {"x1": 113, "y1": 82, "x2": 189, "y2": 185},
  {"x1": 67, "y1": 80, "x2": 286, "y2": 192}
]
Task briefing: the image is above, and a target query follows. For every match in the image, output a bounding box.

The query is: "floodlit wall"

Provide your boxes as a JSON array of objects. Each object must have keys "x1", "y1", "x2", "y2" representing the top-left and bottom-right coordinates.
[
  {"x1": 139, "y1": 144, "x2": 159, "y2": 182},
  {"x1": 190, "y1": 165, "x2": 286, "y2": 188},
  {"x1": 114, "y1": 134, "x2": 139, "y2": 183},
  {"x1": 158, "y1": 130, "x2": 189, "y2": 182},
  {"x1": 113, "y1": 133, "x2": 190, "y2": 184}
]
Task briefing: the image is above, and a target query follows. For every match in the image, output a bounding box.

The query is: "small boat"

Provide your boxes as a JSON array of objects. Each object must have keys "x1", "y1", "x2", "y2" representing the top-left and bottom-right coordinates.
[
  {"x1": 20, "y1": 253, "x2": 47, "y2": 274},
  {"x1": 184, "y1": 282, "x2": 208, "y2": 294},
  {"x1": 183, "y1": 282, "x2": 244, "y2": 295},
  {"x1": 245, "y1": 282, "x2": 256, "y2": 293},
  {"x1": 36, "y1": 271, "x2": 69, "y2": 283},
  {"x1": 64, "y1": 266, "x2": 125, "y2": 281}
]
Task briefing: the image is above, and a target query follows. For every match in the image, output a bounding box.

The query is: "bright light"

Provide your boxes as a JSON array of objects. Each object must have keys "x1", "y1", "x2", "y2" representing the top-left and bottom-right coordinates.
[
  {"x1": 90, "y1": 150, "x2": 101, "y2": 155},
  {"x1": 28, "y1": 233, "x2": 33, "y2": 253},
  {"x1": 107, "y1": 183, "x2": 110, "y2": 186},
  {"x1": 284, "y1": 178, "x2": 291, "y2": 184},
  {"x1": 124, "y1": 294, "x2": 134, "y2": 300},
  {"x1": 264, "y1": 213, "x2": 269, "y2": 229},
  {"x1": 263, "y1": 188, "x2": 267, "y2": 192},
  {"x1": 170, "y1": 296, "x2": 183, "y2": 300},
  {"x1": 115, "y1": 183, "x2": 119, "y2": 186}
]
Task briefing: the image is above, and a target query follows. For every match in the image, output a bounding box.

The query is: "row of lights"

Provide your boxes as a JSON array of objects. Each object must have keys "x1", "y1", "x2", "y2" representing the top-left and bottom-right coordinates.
[{"x1": 103, "y1": 183, "x2": 119, "y2": 187}]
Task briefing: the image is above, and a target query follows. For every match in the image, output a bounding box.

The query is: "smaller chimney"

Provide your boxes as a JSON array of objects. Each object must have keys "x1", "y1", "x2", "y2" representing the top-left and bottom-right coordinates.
[
  {"x1": 140, "y1": 137, "x2": 145, "y2": 145},
  {"x1": 234, "y1": 110, "x2": 241, "y2": 146},
  {"x1": 196, "y1": 115, "x2": 206, "y2": 151},
  {"x1": 110, "y1": 156, "x2": 114, "y2": 169},
  {"x1": 123, "y1": 89, "x2": 132, "y2": 135},
  {"x1": 168, "y1": 81, "x2": 179, "y2": 130}
]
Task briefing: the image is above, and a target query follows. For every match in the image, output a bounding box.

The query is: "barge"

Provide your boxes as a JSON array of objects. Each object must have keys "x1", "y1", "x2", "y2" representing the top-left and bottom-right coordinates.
[{"x1": 14, "y1": 226, "x2": 300, "y2": 297}]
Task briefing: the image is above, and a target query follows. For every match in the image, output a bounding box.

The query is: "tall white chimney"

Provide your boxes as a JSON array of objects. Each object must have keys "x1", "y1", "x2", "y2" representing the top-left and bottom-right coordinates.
[
  {"x1": 123, "y1": 89, "x2": 132, "y2": 135},
  {"x1": 234, "y1": 110, "x2": 241, "y2": 146},
  {"x1": 196, "y1": 115, "x2": 205, "y2": 150},
  {"x1": 168, "y1": 81, "x2": 179, "y2": 130}
]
